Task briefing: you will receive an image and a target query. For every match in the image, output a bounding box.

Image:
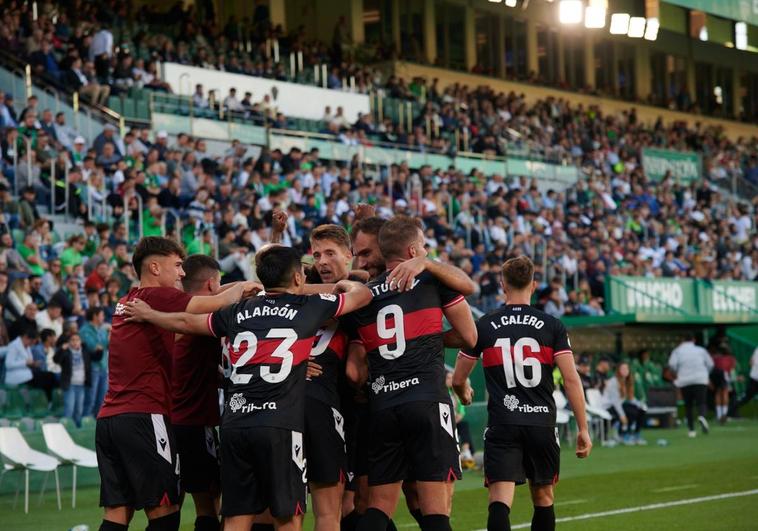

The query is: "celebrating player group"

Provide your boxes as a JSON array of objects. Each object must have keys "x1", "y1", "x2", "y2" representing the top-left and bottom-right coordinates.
[{"x1": 95, "y1": 209, "x2": 592, "y2": 531}]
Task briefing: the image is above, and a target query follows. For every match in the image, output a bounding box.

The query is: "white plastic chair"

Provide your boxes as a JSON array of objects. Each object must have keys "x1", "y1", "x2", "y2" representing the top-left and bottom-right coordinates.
[
  {"x1": 0, "y1": 426, "x2": 61, "y2": 513},
  {"x1": 553, "y1": 390, "x2": 573, "y2": 441},
  {"x1": 585, "y1": 389, "x2": 613, "y2": 442},
  {"x1": 42, "y1": 423, "x2": 98, "y2": 508}
]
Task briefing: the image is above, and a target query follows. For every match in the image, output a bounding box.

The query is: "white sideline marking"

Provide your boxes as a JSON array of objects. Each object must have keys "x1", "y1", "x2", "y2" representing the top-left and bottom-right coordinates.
[
  {"x1": 556, "y1": 498, "x2": 589, "y2": 506},
  {"x1": 473, "y1": 488, "x2": 758, "y2": 530},
  {"x1": 652, "y1": 484, "x2": 698, "y2": 493}
]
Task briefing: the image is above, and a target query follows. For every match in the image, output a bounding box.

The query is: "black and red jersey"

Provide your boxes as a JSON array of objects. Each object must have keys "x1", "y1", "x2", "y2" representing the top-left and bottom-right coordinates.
[
  {"x1": 343, "y1": 270, "x2": 464, "y2": 411},
  {"x1": 461, "y1": 304, "x2": 572, "y2": 428},
  {"x1": 208, "y1": 292, "x2": 345, "y2": 431},
  {"x1": 306, "y1": 320, "x2": 348, "y2": 408},
  {"x1": 171, "y1": 333, "x2": 222, "y2": 427}
]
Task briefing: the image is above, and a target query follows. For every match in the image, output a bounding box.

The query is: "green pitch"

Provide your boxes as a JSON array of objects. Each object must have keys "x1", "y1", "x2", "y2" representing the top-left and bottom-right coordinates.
[{"x1": 2, "y1": 421, "x2": 757, "y2": 530}]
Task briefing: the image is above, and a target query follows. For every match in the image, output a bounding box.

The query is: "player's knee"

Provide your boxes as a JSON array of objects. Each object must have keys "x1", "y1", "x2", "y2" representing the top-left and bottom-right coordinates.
[
  {"x1": 145, "y1": 511, "x2": 180, "y2": 531},
  {"x1": 419, "y1": 514, "x2": 452, "y2": 531},
  {"x1": 530, "y1": 485, "x2": 554, "y2": 506}
]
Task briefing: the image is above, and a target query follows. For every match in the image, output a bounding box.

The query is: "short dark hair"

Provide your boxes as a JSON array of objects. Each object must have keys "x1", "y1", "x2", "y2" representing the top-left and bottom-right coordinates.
[
  {"x1": 311, "y1": 224, "x2": 351, "y2": 251},
  {"x1": 86, "y1": 306, "x2": 104, "y2": 321},
  {"x1": 182, "y1": 254, "x2": 221, "y2": 293},
  {"x1": 40, "y1": 328, "x2": 56, "y2": 342},
  {"x1": 377, "y1": 216, "x2": 423, "y2": 261},
  {"x1": 22, "y1": 328, "x2": 39, "y2": 340},
  {"x1": 132, "y1": 237, "x2": 186, "y2": 279},
  {"x1": 256, "y1": 246, "x2": 302, "y2": 290},
  {"x1": 502, "y1": 255, "x2": 534, "y2": 290},
  {"x1": 351, "y1": 216, "x2": 386, "y2": 242}
]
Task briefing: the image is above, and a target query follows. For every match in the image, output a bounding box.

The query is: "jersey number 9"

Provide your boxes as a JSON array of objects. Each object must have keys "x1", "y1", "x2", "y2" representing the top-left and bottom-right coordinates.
[
  {"x1": 495, "y1": 336, "x2": 542, "y2": 388},
  {"x1": 376, "y1": 304, "x2": 406, "y2": 360}
]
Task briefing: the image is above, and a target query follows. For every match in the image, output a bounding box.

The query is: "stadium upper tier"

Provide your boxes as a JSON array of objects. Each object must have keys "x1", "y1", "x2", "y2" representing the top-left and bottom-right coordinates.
[{"x1": 0, "y1": 0, "x2": 756, "y2": 320}]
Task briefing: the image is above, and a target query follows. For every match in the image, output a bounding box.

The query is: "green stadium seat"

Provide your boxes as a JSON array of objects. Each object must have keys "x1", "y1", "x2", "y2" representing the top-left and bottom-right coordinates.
[{"x1": 137, "y1": 100, "x2": 150, "y2": 120}]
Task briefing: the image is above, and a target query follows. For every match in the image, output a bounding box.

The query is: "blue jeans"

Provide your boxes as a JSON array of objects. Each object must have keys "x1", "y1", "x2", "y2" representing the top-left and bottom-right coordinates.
[
  {"x1": 63, "y1": 385, "x2": 85, "y2": 427},
  {"x1": 85, "y1": 365, "x2": 108, "y2": 418}
]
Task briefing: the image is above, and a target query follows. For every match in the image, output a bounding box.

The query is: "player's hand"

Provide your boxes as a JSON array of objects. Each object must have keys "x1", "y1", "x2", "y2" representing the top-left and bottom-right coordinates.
[
  {"x1": 272, "y1": 209, "x2": 288, "y2": 234},
  {"x1": 240, "y1": 281, "x2": 264, "y2": 298},
  {"x1": 354, "y1": 203, "x2": 375, "y2": 221},
  {"x1": 123, "y1": 298, "x2": 153, "y2": 322},
  {"x1": 306, "y1": 359, "x2": 323, "y2": 380},
  {"x1": 334, "y1": 279, "x2": 360, "y2": 294},
  {"x1": 575, "y1": 429, "x2": 592, "y2": 459},
  {"x1": 454, "y1": 383, "x2": 474, "y2": 406},
  {"x1": 387, "y1": 256, "x2": 427, "y2": 292}
]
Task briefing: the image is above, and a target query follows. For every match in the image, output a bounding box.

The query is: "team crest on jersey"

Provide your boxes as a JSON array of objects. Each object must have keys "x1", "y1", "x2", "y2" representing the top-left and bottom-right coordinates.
[
  {"x1": 319, "y1": 293, "x2": 337, "y2": 302},
  {"x1": 371, "y1": 375, "x2": 386, "y2": 394},
  {"x1": 503, "y1": 394, "x2": 520, "y2": 411},
  {"x1": 229, "y1": 393, "x2": 247, "y2": 413}
]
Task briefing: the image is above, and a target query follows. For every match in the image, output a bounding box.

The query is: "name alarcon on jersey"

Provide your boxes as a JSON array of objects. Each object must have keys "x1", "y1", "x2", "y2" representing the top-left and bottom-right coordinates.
[
  {"x1": 236, "y1": 304, "x2": 298, "y2": 323},
  {"x1": 489, "y1": 314, "x2": 545, "y2": 330}
]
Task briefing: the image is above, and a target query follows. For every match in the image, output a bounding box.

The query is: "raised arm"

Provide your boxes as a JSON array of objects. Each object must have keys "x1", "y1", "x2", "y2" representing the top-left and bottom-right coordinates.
[
  {"x1": 556, "y1": 354, "x2": 592, "y2": 458},
  {"x1": 334, "y1": 280, "x2": 373, "y2": 315},
  {"x1": 443, "y1": 299, "x2": 477, "y2": 349},
  {"x1": 124, "y1": 298, "x2": 214, "y2": 336},
  {"x1": 185, "y1": 280, "x2": 261, "y2": 313},
  {"x1": 387, "y1": 257, "x2": 477, "y2": 296}
]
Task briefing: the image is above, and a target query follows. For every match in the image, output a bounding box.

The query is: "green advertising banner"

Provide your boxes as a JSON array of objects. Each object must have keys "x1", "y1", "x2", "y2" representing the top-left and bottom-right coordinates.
[
  {"x1": 606, "y1": 276, "x2": 758, "y2": 324},
  {"x1": 664, "y1": 1, "x2": 758, "y2": 27},
  {"x1": 642, "y1": 148, "x2": 702, "y2": 183},
  {"x1": 698, "y1": 280, "x2": 758, "y2": 323}
]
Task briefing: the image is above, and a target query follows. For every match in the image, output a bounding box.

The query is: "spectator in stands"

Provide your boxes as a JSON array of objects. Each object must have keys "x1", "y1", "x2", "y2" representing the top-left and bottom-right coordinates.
[
  {"x1": 18, "y1": 186, "x2": 40, "y2": 229},
  {"x1": 28, "y1": 275, "x2": 46, "y2": 310},
  {"x1": 600, "y1": 361, "x2": 647, "y2": 445},
  {"x1": 6, "y1": 273, "x2": 32, "y2": 320},
  {"x1": 223, "y1": 87, "x2": 243, "y2": 112},
  {"x1": 60, "y1": 234, "x2": 86, "y2": 274},
  {"x1": 80, "y1": 306, "x2": 109, "y2": 417},
  {"x1": 29, "y1": 40, "x2": 60, "y2": 81},
  {"x1": 40, "y1": 258, "x2": 63, "y2": 302},
  {"x1": 53, "y1": 112, "x2": 78, "y2": 151},
  {"x1": 63, "y1": 57, "x2": 110, "y2": 106},
  {"x1": 54, "y1": 332, "x2": 90, "y2": 427},
  {"x1": 0, "y1": 92, "x2": 17, "y2": 128},
  {"x1": 5, "y1": 327, "x2": 56, "y2": 406},
  {"x1": 35, "y1": 299, "x2": 63, "y2": 337},
  {"x1": 50, "y1": 275, "x2": 84, "y2": 319},
  {"x1": 192, "y1": 83, "x2": 208, "y2": 108},
  {"x1": 669, "y1": 334, "x2": 714, "y2": 438},
  {"x1": 32, "y1": 328, "x2": 60, "y2": 382}
]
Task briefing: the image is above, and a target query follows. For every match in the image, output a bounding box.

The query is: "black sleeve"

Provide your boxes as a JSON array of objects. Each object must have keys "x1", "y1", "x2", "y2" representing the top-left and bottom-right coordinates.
[
  {"x1": 459, "y1": 320, "x2": 483, "y2": 360},
  {"x1": 553, "y1": 320, "x2": 572, "y2": 360},
  {"x1": 428, "y1": 271, "x2": 465, "y2": 309},
  {"x1": 209, "y1": 303, "x2": 236, "y2": 338}
]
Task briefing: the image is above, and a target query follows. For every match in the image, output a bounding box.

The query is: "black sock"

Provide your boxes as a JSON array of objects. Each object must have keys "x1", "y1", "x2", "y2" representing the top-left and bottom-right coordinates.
[
  {"x1": 100, "y1": 521, "x2": 128, "y2": 531},
  {"x1": 146, "y1": 511, "x2": 180, "y2": 531},
  {"x1": 194, "y1": 515, "x2": 219, "y2": 531},
  {"x1": 251, "y1": 525, "x2": 275, "y2": 531},
  {"x1": 386, "y1": 519, "x2": 398, "y2": 531},
  {"x1": 531, "y1": 505, "x2": 555, "y2": 531},
  {"x1": 341, "y1": 511, "x2": 361, "y2": 531},
  {"x1": 410, "y1": 509, "x2": 424, "y2": 525},
  {"x1": 356, "y1": 508, "x2": 390, "y2": 531},
  {"x1": 488, "y1": 502, "x2": 511, "y2": 531},
  {"x1": 420, "y1": 514, "x2": 451, "y2": 531}
]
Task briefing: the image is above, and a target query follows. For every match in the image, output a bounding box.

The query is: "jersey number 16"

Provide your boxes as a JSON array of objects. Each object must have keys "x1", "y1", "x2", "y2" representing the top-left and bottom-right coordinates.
[{"x1": 495, "y1": 337, "x2": 541, "y2": 388}]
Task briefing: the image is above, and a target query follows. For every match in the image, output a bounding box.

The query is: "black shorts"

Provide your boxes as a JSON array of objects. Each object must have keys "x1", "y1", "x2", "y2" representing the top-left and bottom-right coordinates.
[
  {"x1": 174, "y1": 424, "x2": 220, "y2": 494},
  {"x1": 483, "y1": 424, "x2": 560, "y2": 487},
  {"x1": 367, "y1": 400, "x2": 462, "y2": 486},
  {"x1": 710, "y1": 368, "x2": 729, "y2": 390},
  {"x1": 344, "y1": 401, "x2": 370, "y2": 491},
  {"x1": 220, "y1": 426, "x2": 307, "y2": 518},
  {"x1": 96, "y1": 413, "x2": 180, "y2": 510},
  {"x1": 305, "y1": 399, "x2": 348, "y2": 485}
]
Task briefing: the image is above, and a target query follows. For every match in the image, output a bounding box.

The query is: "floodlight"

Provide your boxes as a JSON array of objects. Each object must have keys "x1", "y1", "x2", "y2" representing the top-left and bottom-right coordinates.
[{"x1": 610, "y1": 13, "x2": 630, "y2": 34}]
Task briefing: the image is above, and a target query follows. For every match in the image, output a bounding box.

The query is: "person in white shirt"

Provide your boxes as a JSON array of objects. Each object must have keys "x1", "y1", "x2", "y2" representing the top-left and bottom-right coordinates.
[
  {"x1": 89, "y1": 27, "x2": 113, "y2": 61},
  {"x1": 4, "y1": 330, "x2": 37, "y2": 386},
  {"x1": 223, "y1": 88, "x2": 243, "y2": 113},
  {"x1": 192, "y1": 84, "x2": 208, "y2": 109},
  {"x1": 668, "y1": 334, "x2": 714, "y2": 437},
  {"x1": 737, "y1": 347, "x2": 758, "y2": 412},
  {"x1": 35, "y1": 301, "x2": 64, "y2": 337}
]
